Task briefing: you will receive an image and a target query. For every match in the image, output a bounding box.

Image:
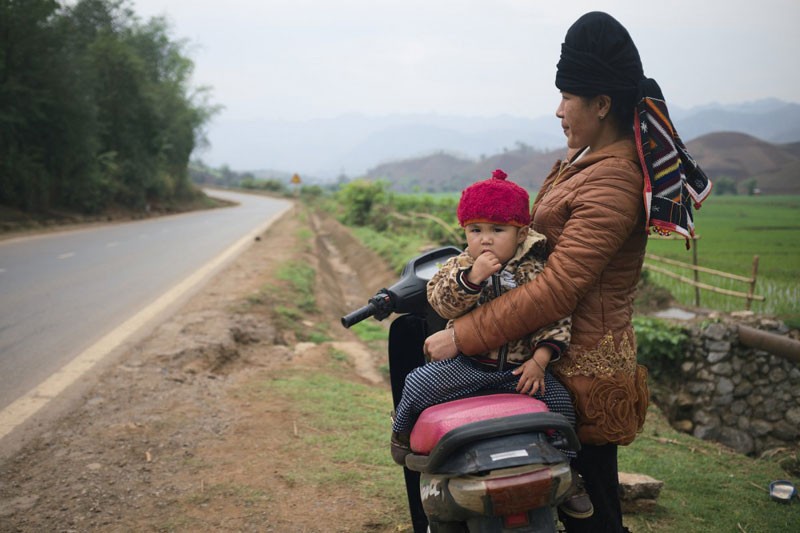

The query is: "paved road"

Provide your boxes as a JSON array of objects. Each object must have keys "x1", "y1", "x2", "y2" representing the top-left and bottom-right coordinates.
[{"x1": 0, "y1": 190, "x2": 291, "y2": 412}]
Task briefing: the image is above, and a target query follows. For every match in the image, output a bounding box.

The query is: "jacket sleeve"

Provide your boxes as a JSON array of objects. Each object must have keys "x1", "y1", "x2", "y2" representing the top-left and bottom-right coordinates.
[
  {"x1": 530, "y1": 315, "x2": 571, "y2": 362},
  {"x1": 453, "y1": 161, "x2": 643, "y2": 355},
  {"x1": 426, "y1": 253, "x2": 482, "y2": 320}
]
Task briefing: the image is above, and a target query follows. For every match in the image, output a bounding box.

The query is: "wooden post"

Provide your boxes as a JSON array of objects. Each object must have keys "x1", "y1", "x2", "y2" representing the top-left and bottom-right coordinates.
[
  {"x1": 692, "y1": 237, "x2": 700, "y2": 307},
  {"x1": 746, "y1": 255, "x2": 759, "y2": 310}
]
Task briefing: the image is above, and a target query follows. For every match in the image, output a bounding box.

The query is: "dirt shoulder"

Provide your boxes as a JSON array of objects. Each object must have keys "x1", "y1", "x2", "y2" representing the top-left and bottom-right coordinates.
[{"x1": 0, "y1": 205, "x2": 402, "y2": 532}]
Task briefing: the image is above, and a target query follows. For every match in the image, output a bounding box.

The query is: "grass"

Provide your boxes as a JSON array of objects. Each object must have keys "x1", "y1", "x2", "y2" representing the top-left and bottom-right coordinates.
[
  {"x1": 244, "y1": 274, "x2": 331, "y2": 343},
  {"x1": 240, "y1": 221, "x2": 332, "y2": 343},
  {"x1": 276, "y1": 261, "x2": 317, "y2": 313},
  {"x1": 352, "y1": 226, "x2": 435, "y2": 274},
  {"x1": 250, "y1": 353, "x2": 409, "y2": 529},
  {"x1": 350, "y1": 320, "x2": 390, "y2": 343},
  {"x1": 645, "y1": 195, "x2": 800, "y2": 325},
  {"x1": 350, "y1": 320, "x2": 391, "y2": 378},
  {"x1": 620, "y1": 408, "x2": 799, "y2": 532}
]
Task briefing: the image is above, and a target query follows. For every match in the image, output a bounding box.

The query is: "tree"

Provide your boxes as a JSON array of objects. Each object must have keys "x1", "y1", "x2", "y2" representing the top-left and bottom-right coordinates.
[
  {"x1": 743, "y1": 178, "x2": 759, "y2": 195},
  {"x1": 713, "y1": 176, "x2": 738, "y2": 195},
  {"x1": 0, "y1": 0, "x2": 63, "y2": 211},
  {"x1": 0, "y1": 0, "x2": 217, "y2": 213}
]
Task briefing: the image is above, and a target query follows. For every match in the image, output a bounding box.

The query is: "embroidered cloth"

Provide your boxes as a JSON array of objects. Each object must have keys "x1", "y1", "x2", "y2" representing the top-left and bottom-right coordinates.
[{"x1": 635, "y1": 78, "x2": 712, "y2": 246}]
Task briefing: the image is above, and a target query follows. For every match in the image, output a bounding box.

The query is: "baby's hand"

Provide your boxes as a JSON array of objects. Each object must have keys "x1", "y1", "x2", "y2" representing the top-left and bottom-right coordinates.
[
  {"x1": 468, "y1": 252, "x2": 501, "y2": 285},
  {"x1": 512, "y1": 358, "x2": 546, "y2": 397}
]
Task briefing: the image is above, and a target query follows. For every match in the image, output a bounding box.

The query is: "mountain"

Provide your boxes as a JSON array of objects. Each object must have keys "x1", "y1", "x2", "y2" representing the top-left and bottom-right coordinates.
[
  {"x1": 365, "y1": 147, "x2": 563, "y2": 194},
  {"x1": 670, "y1": 99, "x2": 800, "y2": 143},
  {"x1": 205, "y1": 113, "x2": 565, "y2": 181},
  {"x1": 365, "y1": 132, "x2": 800, "y2": 195},
  {"x1": 204, "y1": 99, "x2": 800, "y2": 182},
  {"x1": 686, "y1": 133, "x2": 800, "y2": 194}
]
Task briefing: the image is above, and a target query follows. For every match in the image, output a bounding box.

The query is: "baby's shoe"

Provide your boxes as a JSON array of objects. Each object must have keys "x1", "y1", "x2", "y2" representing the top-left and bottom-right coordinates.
[
  {"x1": 559, "y1": 469, "x2": 594, "y2": 519},
  {"x1": 390, "y1": 431, "x2": 411, "y2": 466}
]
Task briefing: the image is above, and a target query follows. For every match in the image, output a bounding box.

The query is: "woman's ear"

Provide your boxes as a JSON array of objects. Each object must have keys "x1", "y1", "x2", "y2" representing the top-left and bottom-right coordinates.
[{"x1": 595, "y1": 94, "x2": 612, "y2": 120}]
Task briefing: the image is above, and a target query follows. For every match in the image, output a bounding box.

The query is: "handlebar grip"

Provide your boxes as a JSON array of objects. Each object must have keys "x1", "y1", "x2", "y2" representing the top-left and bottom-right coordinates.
[{"x1": 341, "y1": 303, "x2": 377, "y2": 328}]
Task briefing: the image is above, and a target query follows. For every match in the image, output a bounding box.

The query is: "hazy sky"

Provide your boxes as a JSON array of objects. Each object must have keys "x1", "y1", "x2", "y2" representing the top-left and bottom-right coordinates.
[{"x1": 129, "y1": 0, "x2": 800, "y2": 168}]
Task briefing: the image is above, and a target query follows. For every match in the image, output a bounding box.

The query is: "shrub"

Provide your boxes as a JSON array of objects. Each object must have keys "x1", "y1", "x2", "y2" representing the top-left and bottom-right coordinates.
[
  {"x1": 633, "y1": 316, "x2": 689, "y2": 380},
  {"x1": 334, "y1": 180, "x2": 390, "y2": 226}
]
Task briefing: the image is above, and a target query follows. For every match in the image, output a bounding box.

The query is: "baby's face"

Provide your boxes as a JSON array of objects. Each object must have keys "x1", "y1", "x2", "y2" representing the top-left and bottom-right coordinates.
[{"x1": 464, "y1": 223, "x2": 527, "y2": 264}]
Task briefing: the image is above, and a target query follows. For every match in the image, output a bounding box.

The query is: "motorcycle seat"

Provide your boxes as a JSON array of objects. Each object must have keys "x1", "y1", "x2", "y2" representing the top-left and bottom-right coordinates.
[{"x1": 409, "y1": 394, "x2": 549, "y2": 455}]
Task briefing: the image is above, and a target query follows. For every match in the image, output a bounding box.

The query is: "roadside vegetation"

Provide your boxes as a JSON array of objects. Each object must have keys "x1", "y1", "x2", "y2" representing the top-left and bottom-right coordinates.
[
  {"x1": 1, "y1": 0, "x2": 216, "y2": 218},
  {"x1": 242, "y1": 220, "x2": 332, "y2": 345},
  {"x1": 314, "y1": 180, "x2": 800, "y2": 326}
]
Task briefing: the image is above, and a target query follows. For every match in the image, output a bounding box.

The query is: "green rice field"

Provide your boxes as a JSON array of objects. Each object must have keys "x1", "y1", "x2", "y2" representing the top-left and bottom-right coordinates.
[{"x1": 644, "y1": 195, "x2": 800, "y2": 325}]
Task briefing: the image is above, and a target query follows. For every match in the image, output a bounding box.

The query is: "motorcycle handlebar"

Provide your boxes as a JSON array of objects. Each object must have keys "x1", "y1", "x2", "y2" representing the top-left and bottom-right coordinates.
[
  {"x1": 341, "y1": 302, "x2": 377, "y2": 328},
  {"x1": 340, "y1": 246, "x2": 462, "y2": 331}
]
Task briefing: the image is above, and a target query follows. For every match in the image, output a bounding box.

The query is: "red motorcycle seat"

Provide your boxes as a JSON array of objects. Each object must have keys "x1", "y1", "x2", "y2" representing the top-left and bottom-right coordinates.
[{"x1": 409, "y1": 394, "x2": 549, "y2": 455}]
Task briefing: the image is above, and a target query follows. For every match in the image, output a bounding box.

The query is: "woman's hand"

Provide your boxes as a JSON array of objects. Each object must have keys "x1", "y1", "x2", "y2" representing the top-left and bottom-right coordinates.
[{"x1": 424, "y1": 329, "x2": 459, "y2": 361}]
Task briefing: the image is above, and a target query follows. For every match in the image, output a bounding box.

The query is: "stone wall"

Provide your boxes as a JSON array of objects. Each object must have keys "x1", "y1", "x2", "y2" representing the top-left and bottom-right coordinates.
[{"x1": 658, "y1": 314, "x2": 800, "y2": 456}]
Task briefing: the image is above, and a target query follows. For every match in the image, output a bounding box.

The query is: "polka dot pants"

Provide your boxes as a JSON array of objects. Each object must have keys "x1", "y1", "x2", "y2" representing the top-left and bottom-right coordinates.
[{"x1": 392, "y1": 355, "x2": 576, "y2": 456}]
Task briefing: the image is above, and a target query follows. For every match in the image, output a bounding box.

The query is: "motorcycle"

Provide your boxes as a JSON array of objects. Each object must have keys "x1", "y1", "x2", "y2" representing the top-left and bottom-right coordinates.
[{"x1": 342, "y1": 246, "x2": 580, "y2": 533}]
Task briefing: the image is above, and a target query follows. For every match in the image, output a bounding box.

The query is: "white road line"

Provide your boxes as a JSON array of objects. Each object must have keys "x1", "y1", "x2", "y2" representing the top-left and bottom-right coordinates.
[
  {"x1": 58, "y1": 252, "x2": 75, "y2": 259},
  {"x1": 107, "y1": 242, "x2": 120, "y2": 248},
  {"x1": 0, "y1": 204, "x2": 291, "y2": 442}
]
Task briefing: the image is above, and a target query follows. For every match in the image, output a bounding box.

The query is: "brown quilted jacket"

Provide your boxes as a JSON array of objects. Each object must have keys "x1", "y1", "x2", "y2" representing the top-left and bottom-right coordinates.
[{"x1": 451, "y1": 139, "x2": 650, "y2": 445}]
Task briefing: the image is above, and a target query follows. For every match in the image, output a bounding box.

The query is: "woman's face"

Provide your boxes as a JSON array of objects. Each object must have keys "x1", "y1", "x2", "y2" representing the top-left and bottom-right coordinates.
[{"x1": 556, "y1": 92, "x2": 603, "y2": 149}]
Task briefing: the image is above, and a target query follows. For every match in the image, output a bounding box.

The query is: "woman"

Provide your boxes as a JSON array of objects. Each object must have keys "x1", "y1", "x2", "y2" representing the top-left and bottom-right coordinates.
[{"x1": 424, "y1": 12, "x2": 711, "y2": 532}]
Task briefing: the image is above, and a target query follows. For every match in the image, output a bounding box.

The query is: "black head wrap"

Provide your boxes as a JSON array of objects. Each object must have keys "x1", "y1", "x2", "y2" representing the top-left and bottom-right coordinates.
[
  {"x1": 555, "y1": 11, "x2": 644, "y2": 95},
  {"x1": 555, "y1": 12, "x2": 713, "y2": 247}
]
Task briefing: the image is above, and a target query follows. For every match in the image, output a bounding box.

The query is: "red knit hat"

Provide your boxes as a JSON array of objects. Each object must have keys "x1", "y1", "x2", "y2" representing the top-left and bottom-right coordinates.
[{"x1": 457, "y1": 169, "x2": 531, "y2": 227}]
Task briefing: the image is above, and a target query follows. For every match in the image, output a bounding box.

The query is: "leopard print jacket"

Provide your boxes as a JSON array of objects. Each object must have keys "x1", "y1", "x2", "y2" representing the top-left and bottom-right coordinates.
[{"x1": 426, "y1": 229, "x2": 571, "y2": 368}]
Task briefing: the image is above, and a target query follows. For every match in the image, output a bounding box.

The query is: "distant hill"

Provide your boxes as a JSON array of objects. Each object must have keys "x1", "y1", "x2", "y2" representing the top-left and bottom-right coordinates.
[
  {"x1": 365, "y1": 132, "x2": 800, "y2": 195},
  {"x1": 211, "y1": 99, "x2": 800, "y2": 180},
  {"x1": 686, "y1": 133, "x2": 800, "y2": 195},
  {"x1": 365, "y1": 147, "x2": 563, "y2": 194}
]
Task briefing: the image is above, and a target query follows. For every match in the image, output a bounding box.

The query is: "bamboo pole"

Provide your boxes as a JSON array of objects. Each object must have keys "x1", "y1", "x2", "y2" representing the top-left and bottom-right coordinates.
[
  {"x1": 642, "y1": 264, "x2": 766, "y2": 301},
  {"x1": 645, "y1": 253, "x2": 753, "y2": 283},
  {"x1": 746, "y1": 255, "x2": 760, "y2": 311}
]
